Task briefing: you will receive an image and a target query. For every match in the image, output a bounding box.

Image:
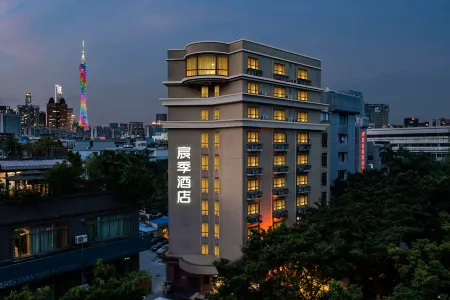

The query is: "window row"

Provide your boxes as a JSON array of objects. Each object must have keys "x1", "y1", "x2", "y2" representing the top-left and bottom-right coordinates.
[
  {"x1": 201, "y1": 223, "x2": 220, "y2": 239},
  {"x1": 247, "y1": 195, "x2": 308, "y2": 215},
  {"x1": 201, "y1": 132, "x2": 220, "y2": 148},
  {"x1": 247, "y1": 131, "x2": 310, "y2": 144},
  {"x1": 201, "y1": 200, "x2": 220, "y2": 216},
  {"x1": 247, "y1": 175, "x2": 308, "y2": 191},
  {"x1": 201, "y1": 155, "x2": 220, "y2": 171},
  {"x1": 247, "y1": 57, "x2": 309, "y2": 80},
  {"x1": 247, "y1": 107, "x2": 309, "y2": 122},
  {"x1": 247, "y1": 82, "x2": 308, "y2": 101},
  {"x1": 186, "y1": 55, "x2": 228, "y2": 77},
  {"x1": 201, "y1": 109, "x2": 220, "y2": 121},
  {"x1": 201, "y1": 178, "x2": 220, "y2": 193},
  {"x1": 201, "y1": 86, "x2": 220, "y2": 98},
  {"x1": 202, "y1": 244, "x2": 220, "y2": 256}
]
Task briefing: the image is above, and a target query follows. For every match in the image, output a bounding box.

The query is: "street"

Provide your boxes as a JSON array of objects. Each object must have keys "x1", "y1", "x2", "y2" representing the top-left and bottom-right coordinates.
[{"x1": 140, "y1": 250, "x2": 167, "y2": 299}]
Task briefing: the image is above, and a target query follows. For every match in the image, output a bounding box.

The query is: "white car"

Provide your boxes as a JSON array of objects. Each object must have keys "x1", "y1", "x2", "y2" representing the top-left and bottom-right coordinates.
[{"x1": 156, "y1": 244, "x2": 169, "y2": 256}]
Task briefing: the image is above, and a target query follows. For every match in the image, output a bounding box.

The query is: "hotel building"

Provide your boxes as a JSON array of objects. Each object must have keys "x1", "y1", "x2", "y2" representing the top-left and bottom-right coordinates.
[{"x1": 160, "y1": 40, "x2": 330, "y2": 293}]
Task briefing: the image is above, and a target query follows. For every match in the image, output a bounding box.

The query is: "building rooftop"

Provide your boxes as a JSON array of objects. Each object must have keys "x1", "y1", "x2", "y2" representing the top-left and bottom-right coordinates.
[{"x1": 0, "y1": 159, "x2": 64, "y2": 171}]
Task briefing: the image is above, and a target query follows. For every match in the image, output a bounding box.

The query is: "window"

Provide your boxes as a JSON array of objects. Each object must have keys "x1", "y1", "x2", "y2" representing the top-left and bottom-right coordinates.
[
  {"x1": 273, "y1": 87, "x2": 286, "y2": 98},
  {"x1": 298, "y1": 90, "x2": 308, "y2": 101},
  {"x1": 214, "y1": 132, "x2": 220, "y2": 148},
  {"x1": 202, "y1": 155, "x2": 209, "y2": 171},
  {"x1": 248, "y1": 202, "x2": 259, "y2": 215},
  {"x1": 297, "y1": 195, "x2": 308, "y2": 206},
  {"x1": 201, "y1": 178, "x2": 208, "y2": 193},
  {"x1": 248, "y1": 226, "x2": 259, "y2": 238},
  {"x1": 321, "y1": 172, "x2": 327, "y2": 186},
  {"x1": 322, "y1": 133, "x2": 328, "y2": 147},
  {"x1": 247, "y1": 82, "x2": 259, "y2": 94},
  {"x1": 274, "y1": 198, "x2": 286, "y2": 210},
  {"x1": 214, "y1": 201, "x2": 220, "y2": 216},
  {"x1": 339, "y1": 114, "x2": 348, "y2": 125},
  {"x1": 274, "y1": 154, "x2": 286, "y2": 166},
  {"x1": 318, "y1": 152, "x2": 326, "y2": 167},
  {"x1": 201, "y1": 133, "x2": 208, "y2": 148},
  {"x1": 297, "y1": 154, "x2": 308, "y2": 164},
  {"x1": 247, "y1": 107, "x2": 259, "y2": 119},
  {"x1": 273, "y1": 177, "x2": 286, "y2": 188},
  {"x1": 248, "y1": 179, "x2": 259, "y2": 191},
  {"x1": 338, "y1": 152, "x2": 347, "y2": 163},
  {"x1": 274, "y1": 63, "x2": 286, "y2": 75},
  {"x1": 214, "y1": 108, "x2": 220, "y2": 120},
  {"x1": 298, "y1": 69, "x2": 308, "y2": 80},
  {"x1": 248, "y1": 155, "x2": 259, "y2": 167},
  {"x1": 201, "y1": 87, "x2": 209, "y2": 98},
  {"x1": 273, "y1": 109, "x2": 286, "y2": 121},
  {"x1": 273, "y1": 132, "x2": 286, "y2": 143},
  {"x1": 214, "y1": 178, "x2": 220, "y2": 193},
  {"x1": 339, "y1": 134, "x2": 348, "y2": 144},
  {"x1": 297, "y1": 112, "x2": 308, "y2": 122},
  {"x1": 297, "y1": 133, "x2": 309, "y2": 143},
  {"x1": 248, "y1": 57, "x2": 259, "y2": 69},
  {"x1": 214, "y1": 245, "x2": 220, "y2": 256},
  {"x1": 320, "y1": 112, "x2": 329, "y2": 122},
  {"x1": 321, "y1": 192, "x2": 327, "y2": 202},
  {"x1": 186, "y1": 56, "x2": 198, "y2": 76},
  {"x1": 186, "y1": 54, "x2": 228, "y2": 76},
  {"x1": 214, "y1": 85, "x2": 220, "y2": 97},
  {"x1": 297, "y1": 175, "x2": 308, "y2": 185},
  {"x1": 88, "y1": 214, "x2": 131, "y2": 242},
  {"x1": 202, "y1": 200, "x2": 208, "y2": 216},
  {"x1": 338, "y1": 170, "x2": 346, "y2": 180},
  {"x1": 214, "y1": 155, "x2": 220, "y2": 171},
  {"x1": 201, "y1": 109, "x2": 209, "y2": 121},
  {"x1": 214, "y1": 224, "x2": 220, "y2": 239},
  {"x1": 13, "y1": 223, "x2": 68, "y2": 258},
  {"x1": 247, "y1": 131, "x2": 259, "y2": 143},
  {"x1": 202, "y1": 223, "x2": 209, "y2": 238},
  {"x1": 201, "y1": 244, "x2": 209, "y2": 255}
]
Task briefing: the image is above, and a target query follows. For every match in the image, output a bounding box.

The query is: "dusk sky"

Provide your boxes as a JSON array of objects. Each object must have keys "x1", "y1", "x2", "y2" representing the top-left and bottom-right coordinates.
[{"x1": 0, "y1": 0, "x2": 449, "y2": 126}]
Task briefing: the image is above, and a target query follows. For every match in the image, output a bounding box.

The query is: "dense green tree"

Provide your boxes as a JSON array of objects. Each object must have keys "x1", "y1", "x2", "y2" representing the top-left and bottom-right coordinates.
[{"x1": 4, "y1": 286, "x2": 51, "y2": 300}]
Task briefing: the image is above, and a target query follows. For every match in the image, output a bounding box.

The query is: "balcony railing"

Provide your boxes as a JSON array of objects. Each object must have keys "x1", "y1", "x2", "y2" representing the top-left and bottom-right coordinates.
[
  {"x1": 247, "y1": 68, "x2": 263, "y2": 77},
  {"x1": 273, "y1": 73, "x2": 290, "y2": 81},
  {"x1": 273, "y1": 143, "x2": 289, "y2": 151},
  {"x1": 247, "y1": 190, "x2": 262, "y2": 201},
  {"x1": 296, "y1": 164, "x2": 312, "y2": 173},
  {"x1": 296, "y1": 185, "x2": 311, "y2": 194},
  {"x1": 273, "y1": 165, "x2": 289, "y2": 174},
  {"x1": 273, "y1": 187, "x2": 289, "y2": 197},
  {"x1": 247, "y1": 167, "x2": 263, "y2": 176},
  {"x1": 247, "y1": 143, "x2": 263, "y2": 152},
  {"x1": 247, "y1": 214, "x2": 261, "y2": 224},
  {"x1": 297, "y1": 78, "x2": 312, "y2": 86},
  {"x1": 297, "y1": 143, "x2": 312, "y2": 152},
  {"x1": 273, "y1": 208, "x2": 288, "y2": 219}
]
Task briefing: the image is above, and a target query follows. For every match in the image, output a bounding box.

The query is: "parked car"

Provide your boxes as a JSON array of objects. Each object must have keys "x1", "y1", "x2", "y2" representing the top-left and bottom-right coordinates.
[
  {"x1": 150, "y1": 237, "x2": 164, "y2": 246},
  {"x1": 156, "y1": 244, "x2": 169, "y2": 256},
  {"x1": 151, "y1": 240, "x2": 167, "y2": 251}
]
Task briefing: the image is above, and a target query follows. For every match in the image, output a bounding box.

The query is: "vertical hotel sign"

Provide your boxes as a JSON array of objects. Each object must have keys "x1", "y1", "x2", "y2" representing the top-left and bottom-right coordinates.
[
  {"x1": 176, "y1": 146, "x2": 192, "y2": 203},
  {"x1": 360, "y1": 129, "x2": 366, "y2": 172}
]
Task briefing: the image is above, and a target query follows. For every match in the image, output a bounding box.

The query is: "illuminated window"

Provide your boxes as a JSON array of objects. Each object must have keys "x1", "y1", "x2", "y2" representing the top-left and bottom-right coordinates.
[
  {"x1": 202, "y1": 200, "x2": 209, "y2": 216},
  {"x1": 214, "y1": 108, "x2": 220, "y2": 120},
  {"x1": 274, "y1": 154, "x2": 286, "y2": 166},
  {"x1": 273, "y1": 177, "x2": 286, "y2": 188},
  {"x1": 201, "y1": 244, "x2": 209, "y2": 255},
  {"x1": 273, "y1": 132, "x2": 286, "y2": 143},
  {"x1": 214, "y1": 85, "x2": 220, "y2": 97},
  {"x1": 273, "y1": 87, "x2": 286, "y2": 98},
  {"x1": 201, "y1": 178, "x2": 208, "y2": 193},
  {"x1": 297, "y1": 154, "x2": 308, "y2": 164},
  {"x1": 214, "y1": 178, "x2": 220, "y2": 193},
  {"x1": 201, "y1": 87, "x2": 209, "y2": 98},
  {"x1": 214, "y1": 155, "x2": 220, "y2": 171},
  {"x1": 188, "y1": 54, "x2": 228, "y2": 76},
  {"x1": 298, "y1": 69, "x2": 308, "y2": 80},
  {"x1": 274, "y1": 63, "x2": 286, "y2": 75},
  {"x1": 248, "y1": 202, "x2": 259, "y2": 215},
  {"x1": 214, "y1": 245, "x2": 220, "y2": 256},
  {"x1": 248, "y1": 226, "x2": 259, "y2": 238},
  {"x1": 273, "y1": 109, "x2": 286, "y2": 121},
  {"x1": 247, "y1": 107, "x2": 259, "y2": 119},
  {"x1": 298, "y1": 112, "x2": 308, "y2": 122},
  {"x1": 274, "y1": 198, "x2": 286, "y2": 210},
  {"x1": 297, "y1": 133, "x2": 309, "y2": 143},
  {"x1": 273, "y1": 221, "x2": 284, "y2": 229},
  {"x1": 201, "y1": 109, "x2": 209, "y2": 121},
  {"x1": 201, "y1": 133, "x2": 208, "y2": 148},
  {"x1": 248, "y1": 57, "x2": 259, "y2": 70},
  {"x1": 214, "y1": 132, "x2": 220, "y2": 148},
  {"x1": 247, "y1": 82, "x2": 259, "y2": 94},
  {"x1": 214, "y1": 201, "x2": 220, "y2": 216},
  {"x1": 298, "y1": 90, "x2": 308, "y2": 101},
  {"x1": 201, "y1": 155, "x2": 209, "y2": 171},
  {"x1": 217, "y1": 56, "x2": 228, "y2": 76},
  {"x1": 247, "y1": 179, "x2": 259, "y2": 191},
  {"x1": 247, "y1": 131, "x2": 259, "y2": 143},
  {"x1": 297, "y1": 175, "x2": 308, "y2": 185},
  {"x1": 214, "y1": 224, "x2": 220, "y2": 239},
  {"x1": 186, "y1": 56, "x2": 198, "y2": 76},
  {"x1": 297, "y1": 195, "x2": 308, "y2": 206},
  {"x1": 202, "y1": 223, "x2": 209, "y2": 238},
  {"x1": 247, "y1": 155, "x2": 259, "y2": 167}
]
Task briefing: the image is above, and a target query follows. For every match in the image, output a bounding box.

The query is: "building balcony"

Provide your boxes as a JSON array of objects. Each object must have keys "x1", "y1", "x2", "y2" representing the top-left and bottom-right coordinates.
[
  {"x1": 297, "y1": 78, "x2": 312, "y2": 86},
  {"x1": 272, "y1": 208, "x2": 288, "y2": 219},
  {"x1": 273, "y1": 73, "x2": 290, "y2": 82},
  {"x1": 296, "y1": 164, "x2": 311, "y2": 173},
  {"x1": 273, "y1": 187, "x2": 289, "y2": 197},
  {"x1": 273, "y1": 143, "x2": 289, "y2": 151},
  {"x1": 247, "y1": 142, "x2": 263, "y2": 152},
  {"x1": 273, "y1": 165, "x2": 289, "y2": 174},
  {"x1": 0, "y1": 234, "x2": 152, "y2": 289},
  {"x1": 296, "y1": 206, "x2": 307, "y2": 216},
  {"x1": 297, "y1": 143, "x2": 311, "y2": 152},
  {"x1": 247, "y1": 68, "x2": 263, "y2": 77},
  {"x1": 247, "y1": 167, "x2": 263, "y2": 176},
  {"x1": 296, "y1": 185, "x2": 311, "y2": 194},
  {"x1": 246, "y1": 214, "x2": 261, "y2": 224},
  {"x1": 247, "y1": 190, "x2": 262, "y2": 201}
]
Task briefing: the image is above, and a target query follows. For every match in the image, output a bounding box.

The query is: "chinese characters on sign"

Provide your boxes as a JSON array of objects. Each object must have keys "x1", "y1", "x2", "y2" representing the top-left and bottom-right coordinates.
[
  {"x1": 177, "y1": 146, "x2": 192, "y2": 203},
  {"x1": 360, "y1": 130, "x2": 366, "y2": 172}
]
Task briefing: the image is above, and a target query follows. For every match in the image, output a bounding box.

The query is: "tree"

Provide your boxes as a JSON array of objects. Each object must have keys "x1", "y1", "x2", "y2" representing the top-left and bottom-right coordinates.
[{"x1": 4, "y1": 286, "x2": 51, "y2": 300}]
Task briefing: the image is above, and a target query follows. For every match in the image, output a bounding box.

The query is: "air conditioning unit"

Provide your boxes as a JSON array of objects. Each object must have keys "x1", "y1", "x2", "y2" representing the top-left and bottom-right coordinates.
[{"x1": 75, "y1": 234, "x2": 88, "y2": 244}]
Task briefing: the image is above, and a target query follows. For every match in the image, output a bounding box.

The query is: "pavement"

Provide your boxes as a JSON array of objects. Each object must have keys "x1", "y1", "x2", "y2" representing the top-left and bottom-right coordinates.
[{"x1": 140, "y1": 250, "x2": 167, "y2": 299}]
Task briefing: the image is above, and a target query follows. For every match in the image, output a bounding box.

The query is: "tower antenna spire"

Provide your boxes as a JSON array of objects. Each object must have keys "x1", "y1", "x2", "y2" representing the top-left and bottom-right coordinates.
[{"x1": 81, "y1": 40, "x2": 85, "y2": 64}]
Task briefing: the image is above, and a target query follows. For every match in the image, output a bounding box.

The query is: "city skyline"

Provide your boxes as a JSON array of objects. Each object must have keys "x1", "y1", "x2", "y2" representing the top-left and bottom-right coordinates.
[{"x1": 0, "y1": 0, "x2": 449, "y2": 125}]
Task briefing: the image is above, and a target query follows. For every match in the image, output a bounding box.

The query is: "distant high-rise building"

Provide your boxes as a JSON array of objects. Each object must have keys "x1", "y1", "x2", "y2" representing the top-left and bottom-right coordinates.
[
  {"x1": 17, "y1": 92, "x2": 39, "y2": 135},
  {"x1": 46, "y1": 97, "x2": 68, "y2": 129},
  {"x1": 128, "y1": 121, "x2": 144, "y2": 136},
  {"x1": 67, "y1": 108, "x2": 76, "y2": 131},
  {"x1": 404, "y1": 117, "x2": 419, "y2": 128},
  {"x1": 119, "y1": 123, "x2": 128, "y2": 135},
  {"x1": 79, "y1": 41, "x2": 89, "y2": 130},
  {"x1": 0, "y1": 106, "x2": 15, "y2": 114},
  {"x1": 39, "y1": 111, "x2": 46, "y2": 127},
  {"x1": 364, "y1": 103, "x2": 389, "y2": 128},
  {"x1": 55, "y1": 85, "x2": 63, "y2": 103},
  {"x1": 0, "y1": 113, "x2": 21, "y2": 137},
  {"x1": 156, "y1": 113, "x2": 167, "y2": 122}
]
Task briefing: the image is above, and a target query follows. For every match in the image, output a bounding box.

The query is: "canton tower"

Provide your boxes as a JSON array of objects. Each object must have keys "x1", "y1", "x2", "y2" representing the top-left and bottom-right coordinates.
[{"x1": 78, "y1": 40, "x2": 89, "y2": 130}]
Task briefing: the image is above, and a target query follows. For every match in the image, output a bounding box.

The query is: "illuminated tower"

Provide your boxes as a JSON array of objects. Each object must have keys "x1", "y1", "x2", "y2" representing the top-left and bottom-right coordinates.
[{"x1": 79, "y1": 40, "x2": 89, "y2": 130}]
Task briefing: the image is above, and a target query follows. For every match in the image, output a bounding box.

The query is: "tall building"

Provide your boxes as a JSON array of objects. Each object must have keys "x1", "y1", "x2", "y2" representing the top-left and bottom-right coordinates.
[
  {"x1": 0, "y1": 113, "x2": 21, "y2": 137},
  {"x1": 67, "y1": 108, "x2": 76, "y2": 131},
  {"x1": 364, "y1": 103, "x2": 389, "y2": 128},
  {"x1": 79, "y1": 41, "x2": 89, "y2": 130},
  {"x1": 39, "y1": 111, "x2": 46, "y2": 127},
  {"x1": 46, "y1": 97, "x2": 68, "y2": 129},
  {"x1": 0, "y1": 106, "x2": 15, "y2": 114},
  {"x1": 128, "y1": 122, "x2": 144, "y2": 136},
  {"x1": 156, "y1": 113, "x2": 167, "y2": 122},
  {"x1": 160, "y1": 40, "x2": 330, "y2": 291},
  {"x1": 55, "y1": 85, "x2": 63, "y2": 102},
  {"x1": 17, "y1": 92, "x2": 39, "y2": 135}
]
